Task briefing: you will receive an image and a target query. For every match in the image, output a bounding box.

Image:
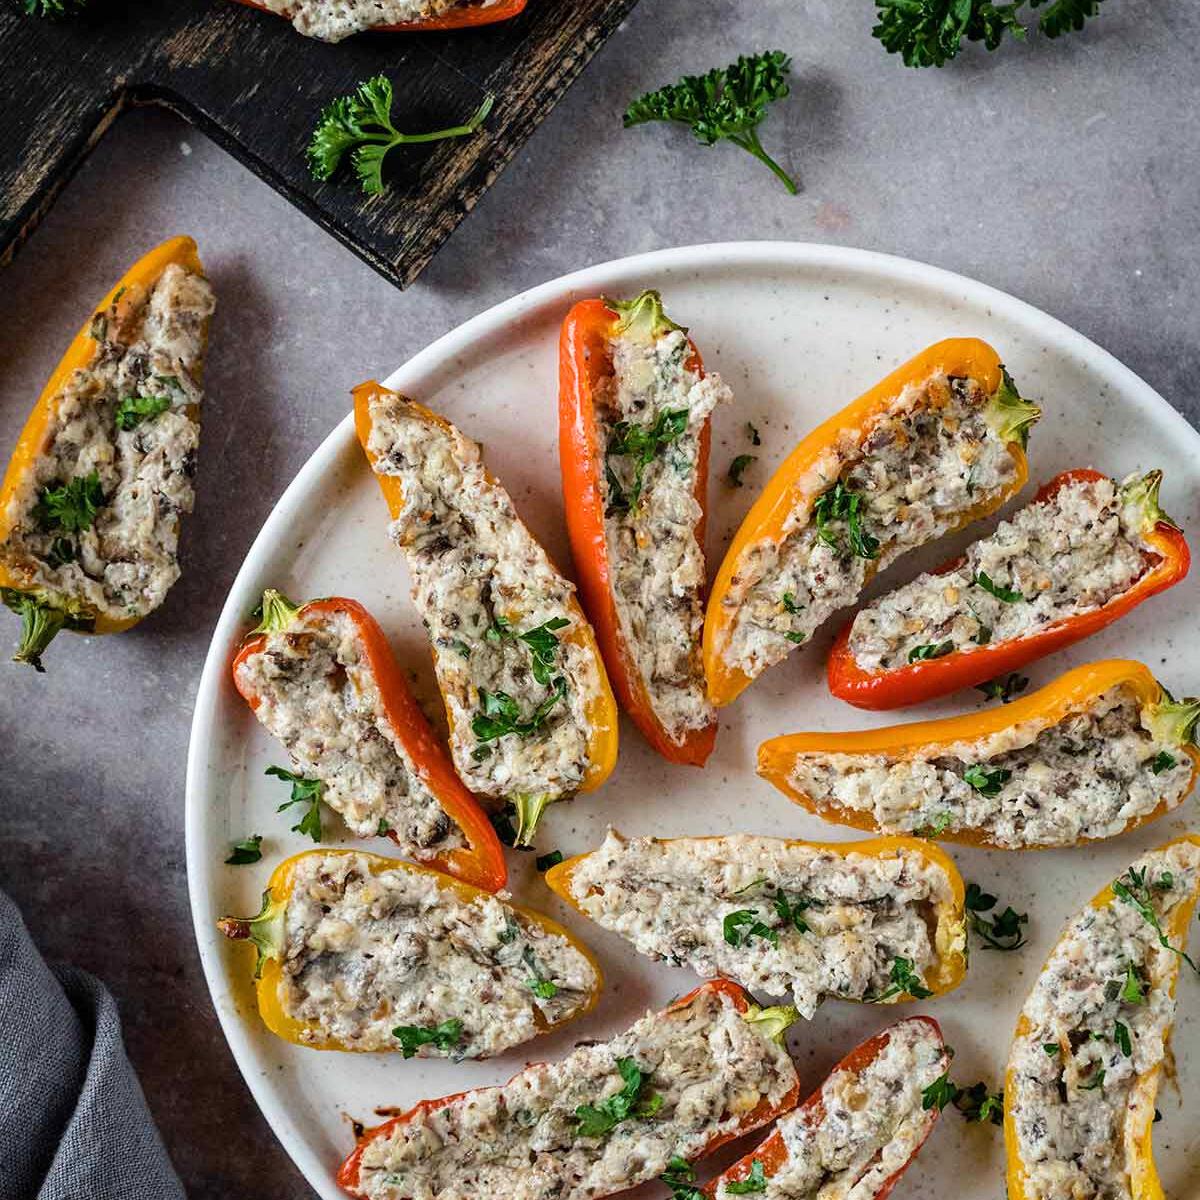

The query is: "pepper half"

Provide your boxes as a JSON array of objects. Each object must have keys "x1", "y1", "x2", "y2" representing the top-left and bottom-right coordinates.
[
  {"x1": 558, "y1": 291, "x2": 719, "y2": 765},
  {"x1": 0, "y1": 236, "x2": 208, "y2": 669},
  {"x1": 337, "y1": 978, "x2": 800, "y2": 1196},
  {"x1": 354, "y1": 380, "x2": 618, "y2": 844},
  {"x1": 760, "y1": 660, "x2": 1200, "y2": 851},
  {"x1": 1004, "y1": 835, "x2": 1200, "y2": 1200},
  {"x1": 232, "y1": 590, "x2": 506, "y2": 891},
  {"x1": 231, "y1": 0, "x2": 527, "y2": 31},
  {"x1": 704, "y1": 338, "x2": 1038, "y2": 707},
  {"x1": 217, "y1": 848, "x2": 599, "y2": 1050},
  {"x1": 827, "y1": 468, "x2": 1190, "y2": 710},
  {"x1": 703, "y1": 1015, "x2": 949, "y2": 1199}
]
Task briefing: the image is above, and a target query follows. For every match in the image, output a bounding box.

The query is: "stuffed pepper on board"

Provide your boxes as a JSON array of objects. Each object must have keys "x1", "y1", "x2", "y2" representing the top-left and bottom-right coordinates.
[
  {"x1": 704, "y1": 339, "x2": 1040, "y2": 706},
  {"x1": 761, "y1": 661, "x2": 1200, "y2": 851},
  {"x1": 338, "y1": 978, "x2": 800, "y2": 1200},
  {"x1": 0, "y1": 237, "x2": 215, "y2": 670},
  {"x1": 545, "y1": 829, "x2": 967, "y2": 1016},
  {"x1": 217, "y1": 849, "x2": 600, "y2": 1056},
  {"x1": 829, "y1": 468, "x2": 1189, "y2": 709},
  {"x1": 232, "y1": 0, "x2": 527, "y2": 41},
  {"x1": 702, "y1": 1016, "x2": 949, "y2": 1200},
  {"x1": 355, "y1": 381, "x2": 618, "y2": 846},
  {"x1": 1005, "y1": 836, "x2": 1200, "y2": 1200},
  {"x1": 559, "y1": 290, "x2": 730, "y2": 765},
  {"x1": 232, "y1": 590, "x2": 506, "y2": 891}
]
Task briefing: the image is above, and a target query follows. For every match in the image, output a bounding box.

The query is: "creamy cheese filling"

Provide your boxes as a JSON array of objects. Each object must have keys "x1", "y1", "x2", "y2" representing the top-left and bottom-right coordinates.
[
  {"x1": 1008, "y1": 840, "x2": 1200, "y2": 1200},
  {"x1": 367, "y1": 395, "x2": 600, "y2": 804},
  {"x1": 713, "y1": 1018, "x2": 945, "y2": 1200},
  {"x1": 786, "y1": 684, "x2": 1193, "y2": 849},
  {"x1": 259, "y1": 0, "x2": 498, "y2": 42},
  {"x1": 280, "y1": 852, "x2": 597, "y2": 1055},
  {"x1": 236, "y1": 608, "x2": 466, "y2": 856},
  {"x1": 721, "y1": 373, "x2": 1017, "y2": 679},
  {"x1": 564, "y1": 830, "x2": 960, "y2": 1018},
  {"x1": 0, "y1": 263, "x2": 214, "y2": 621},
  {"x1": 354, "y1": 984, "x2": 797, "y2": 1200},
  {"x1": 848, "y1": 475, "x2": 1151, "y2": 672},
  {"x1": 596, "y1": 327, "x2": 729, "y2": 743}
]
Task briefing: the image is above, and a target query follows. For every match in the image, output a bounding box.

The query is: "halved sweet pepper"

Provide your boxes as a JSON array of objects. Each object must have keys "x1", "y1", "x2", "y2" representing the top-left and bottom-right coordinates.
[
  {"x1": 354, "y1": 379, "x2": 618, "y2": 845},
  {"x1": 760, "y1": 659, "x2": 1200, "y2": 850},
  {"x1": 217, "y1": 848, "x2": 599, "y2": 1051},
  {"x1": 1004, "y1": 835, "x2": 1200, "y2": 1200},
  {"x1": 337, "y1": 977, "x2": 800, "y2": 1196},
  {"x1": 0, "y1": 236, "x2": 208, "y2": 669},
  {"x1": 827, "y1": 468, "x2": 1190, "y2": 710},
  {"x1": 558, "y1": 291, "x2": 718, "y2": 766},
  {"x1": 231, "y1": 0, "x2": 527, "y2": 32},
  {"x1": 232, "y1": 590, "x2": 506, "y2": 891},
  {"x1": 703, "y1": 1015, "x2": 949, "y2": 1199},
  {"x1": 704, "y1": 338, "x2": 1038, "y2": 707}
]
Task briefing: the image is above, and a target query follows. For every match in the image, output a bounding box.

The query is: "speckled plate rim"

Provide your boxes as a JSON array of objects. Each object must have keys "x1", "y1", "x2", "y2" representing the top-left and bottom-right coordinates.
[{"x1": 184, "y1": 240, "x2": 1200, "y2": 1199}]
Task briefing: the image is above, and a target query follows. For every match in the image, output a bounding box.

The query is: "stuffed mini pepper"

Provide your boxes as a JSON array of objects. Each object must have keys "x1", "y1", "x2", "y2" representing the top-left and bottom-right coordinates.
[
  {"x1": 1005, "y1": 836, "x2": 1200, "y2": 1200},
  {"x1": 761, "y1": 660, "x2": 1200, "y2": 850},
  {"x1": 559, "y1": 290, "x2": 730, "y2": 764},
  {"x1": 218, "y1": 849, "x2": 600, "y2": 1056},
  {"x1": 545, "y1": 829, "x2": 967, "y2": 1015},
  {"x1": 704, "y1": 339, "x2": 1039, "y2": 706},
  {"x1": 338, "y1": 978, "x2": 799, "y2": 1199},
  {"x1": 829, "y1": 468, "x2": 1189, "y2": 709},
  {"x1": 355, "y1": 381, "x2": 618, "y2": 845},
  {"x1": 703, "y1": 1016, "x2": 949, "y2": 1200},
  {"x1": 233, "y1": 0, "x2": 527, "y2": 41},
  {"x1": 0, "y1": 237, "x2": 215, "y2": 670},
  {"x1": 232, "y1": 589, "x2": 506, "y2": 891}
]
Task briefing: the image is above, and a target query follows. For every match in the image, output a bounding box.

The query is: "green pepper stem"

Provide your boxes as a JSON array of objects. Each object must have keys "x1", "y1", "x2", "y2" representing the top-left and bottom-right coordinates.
[
  {"x1": 513, "y1": 793, "x2": 553, "y2": 848},
  {"x1": 1146, "y1": 695, "x2": 1200, "y2": 747},
  {"x1": 217, "y1": 889, "x2": 286, "y2": 980},
  {"x1": 602, "y1": 290, "x2": 686, "y2": 343},
  {"x1": 1120, "y1": 469, "x2": 1179, "y2": 533},
  {"x1": 1, "y1": 587, "x2": 92, "y2": 672},
  {"x1": 742, "y1": 1002, "x2": 800, "y2": 1044},
  {"x1": 252, "y1": 588, "x2": 303, "y2": 636},
  {"x1": 984, "y1": 368, "x2": 1041, "y2": 449}
]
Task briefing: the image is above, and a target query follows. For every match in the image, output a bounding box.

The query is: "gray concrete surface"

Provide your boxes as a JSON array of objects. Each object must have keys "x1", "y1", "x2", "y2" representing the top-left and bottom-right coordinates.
[{"x1": 1, "y1": 1, "x2": 1197, "y2": 1194}]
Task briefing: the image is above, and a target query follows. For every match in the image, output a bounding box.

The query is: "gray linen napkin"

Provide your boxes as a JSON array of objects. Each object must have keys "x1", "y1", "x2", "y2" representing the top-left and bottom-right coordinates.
[{"x1": 0, "y1": 886, "x2": 185, "y2": 1200}]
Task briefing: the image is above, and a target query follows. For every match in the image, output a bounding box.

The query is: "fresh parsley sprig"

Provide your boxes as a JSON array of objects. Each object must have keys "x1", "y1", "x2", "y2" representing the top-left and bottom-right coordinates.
[
  {"x1": 266, "y1": 765, "x2": 324, "y2": 842},
  {"x1": 965, "y1": 882, "x2": 1028, "y2": 951},
  {"x1": 472, "y1": 678, "x2": 567, "y2": 743},
  {"x1": 973, "y1": 570, "x2": 1026, "y2": 603},
  {"x1": 868, "y1": 955, "x2": 933, "y2": 1002},
  {"x1": 23, "y1": 0, "x2": 87, "y2": 14},
  {"x1": 977, "y1": 673, "x2": 1029, "y2": 703},
  {"x1": 308, "y1": 76, "x2": 494, "y2": 196},
  {"x1": 963, "y1": 764, "x2": 1012, "y2": 797},
  {"x1": 487, "y1": 615, "x2": 570, "y2": 686},
  {"x1": 34, "y1": 472, "x2": 104, "y2": 534},
  {"x1": 726, "y1": 1159, "x2": 768, "y2": 1193},
  {"x1": 624, "y1": 51, "x2": 798, "y2": 193},
  {"x1": 909, "y1": 640, "x2": 954, "y2": 663},
  {"x1": 723, "y1": 909, "x2": 779, "y2": 948},
  {"x1": 814, "y1": 480, "x2": 880, "y2": 560},
  {"x1": 573, "y1": 1058, "x2": 662, "y2": 1138},
  {"x1": 392, "y1": 1019, "x2": 463, "y2": 1059},
  {"x1": 225, "y1": 834, "x2": 263, "y2": 865},
  {"x1": 922, "y1": 1073, "x2": 1003, "y2": 1125},
  {"x1": 606, "y1": 409, "x2": 689, "y2": 512},
  {"x1": 115, "y1": 392, "x2": 172, "y2": 431},
  {"x1": 661, "y1": 1157, "x2": 705, "y2": 1200},
  {"x1": 1112, "y1": 866, "x2": 1199, "y2": 974}
]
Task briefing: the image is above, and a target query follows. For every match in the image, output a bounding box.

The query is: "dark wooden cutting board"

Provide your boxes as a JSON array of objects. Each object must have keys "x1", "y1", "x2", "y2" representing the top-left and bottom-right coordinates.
[{"x1": 0, "y1": 0, "x2": 637, "y2": 287}]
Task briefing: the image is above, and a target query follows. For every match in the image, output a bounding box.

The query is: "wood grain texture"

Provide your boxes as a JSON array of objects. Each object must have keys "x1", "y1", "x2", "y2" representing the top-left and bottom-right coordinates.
[{"x1": 0, "y1": 0, "x2": 638, "y2": 287}]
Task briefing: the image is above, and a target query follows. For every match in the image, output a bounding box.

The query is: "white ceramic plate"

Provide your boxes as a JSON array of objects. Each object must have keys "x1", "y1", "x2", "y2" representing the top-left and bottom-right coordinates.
[{"x1": 186, "y1": 243, "x2": 1200, "y2": 1200}]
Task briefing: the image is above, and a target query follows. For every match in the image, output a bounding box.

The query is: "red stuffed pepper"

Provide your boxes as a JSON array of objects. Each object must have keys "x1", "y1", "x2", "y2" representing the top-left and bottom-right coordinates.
[
  {"x1": 559, "y1": 290, "x2": 728, "y2": 765},
  {"x1": 232, "y1": 0, "x2": 526, "y2": 40},
  {"x1": 828, "y1": 468, "x2": 1189, "y2": 710}
]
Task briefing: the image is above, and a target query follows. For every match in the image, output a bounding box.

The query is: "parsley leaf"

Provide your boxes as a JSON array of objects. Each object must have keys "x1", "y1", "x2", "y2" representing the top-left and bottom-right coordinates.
[
  {"x1": 869, "y1": 955, "x2": 932, "y2": 1001},
  {"x1": 965, "y1": 882, "x2": 1028, "y2": 950},
  {"x1": 723, "y1": 909, "x2": 779, "y2": 948},
  {"x1": 726, "y1": 1159, "x2": 767, "y2": 1194},
  {"x1": 265, "y1": 765, "x2": 324, "y2": 842},
  {"x1": 225, "y1": 834, "x2": 263, "y2": 865},
  {"x1": 1118, "y1": 961, "x2": 1150, "y2": 1005},
  {"x1": 606, "y1": 409, "x2": 690, "y2": 512},
  {"x1": 963, "y1": 764, "x2": 1012, "y2": 797},
  {"x1": 1113, "y1": 1020, "x2": 1132, "y2": 1057},
  {"x1": 1150, "y1": 750, "x2": 1177, "y2": 775},
  {"x1": 746, "y1": 422, "x2": 762, "y2": 446},
  {"x1": 115, "y1": 392, "x2": 172, "y2": 431},
  {"x1": 955, "y1": 1081, "x2": 1004, "y2": 1124},
  {"x1": 308, "y1": 76, "x2": 494, "y2": 195},
  {"x1": 1079, "y1": 1068, "x2": 1106, "y2": 1091},
  {"x1": 661, "y1": 1156, "x2": 705, "y2": 1200},
  {"x1": 814, "y1": 480, "x2": 880, "y2": 560},
  {"x1": 922, "y1": 1072, "x2": 959, "y2": 1111},
  {"x1": 774, "y1": 892, "x2": 821, "y2": 934},
  {"x1": 522, "y1": 946, "x2": 559, "y2": 999},
  {"x1": 728, "y1": 453, "x2": 758, "y2": 487},
  {"x1": 624, "y1": 51, "x2": 798, "y2": 193},
  {"x1": 536, "y1": 850, "x2": 564, "y2": 872},
  {"x1": 1112, "y1": 866, "x2": 1199, "y2": 974},
  {"x1": 518, "y1": 618, "x2": 570, "y2": 686},
  {"x1": 33, "y1": 471, "x2": 105, "y2": 534},
  {"x1": 972, "y1": 570, "x2": 1025, "y2": 603},
  {"x1": 977, "y1": 673, "x2": 1029, "y2": 703},
  {"x1": 392, "y1": 1019, "x2": 463, "y2": 1059},
  {"x1": 573, "y1": 1058, "x2": 662, "y2": 1139},
  {"x1": 472, "y1": 677, "x2": 567, "y2": 743},
  {"x1": 908, "y1": 640, "x2": 954, "y2": 663},
  {"x1": 23, "y1": 0, "x2": 87, "y2": 14}
]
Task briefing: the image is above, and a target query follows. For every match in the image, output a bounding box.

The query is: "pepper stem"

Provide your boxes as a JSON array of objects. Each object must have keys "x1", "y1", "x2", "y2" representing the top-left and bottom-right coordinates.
[
  {"x1": 1146, "y1": 695, "x2": 1200, "y2": 747},
  {"x1": 984, "y1": 368, "x2": 1041, "y2": 449},
  {"x1": 217, "y1": 889, "x2": 286, "y2": 980},
  {"x1": 1120, "y1": 469, "x2": 1179, "y2": 533},
  {"x1": 251, "y1": 588, "x2": 303, "y2": 636},
  {"x1": 742, "y1": 1002, "x2": 800, "y2": 1044},
  {"x1": 603, "y1": 290, "x2": 686, "y2": 343},
  {"x1": 1, "y1": 588, "x2": 93, "y2": 672},
  {"x1": 513, "y1": 793, "x2": 553, "y2": 847}
]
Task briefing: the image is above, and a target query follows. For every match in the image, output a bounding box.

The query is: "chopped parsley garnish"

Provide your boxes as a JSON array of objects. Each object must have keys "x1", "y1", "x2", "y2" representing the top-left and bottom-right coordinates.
[
  {"x1": 781, "y1": 592, "x2": 803, "y2": 614},
  {"x1": 224, "y1": 834, "x2": 263, "y2": 865},
  {"x1": 869, "y1": 955, "x2": 932, "y2": 1001},
  {"x1": 522, "y1": 946, "x2": 558, "y2": 999},
  {"x1": 919, "y1": 810, "x2": 955, "y2": 837},
  {"x1": 1079, "y1": 1068, "x2": 1106, "y2": 1091},
  {"x1": 783, "y1": 631, "x2": 806, "y2": 644},
  {"x1": 624, "y1": 51, "x2": 798, "y2": 193},
  {"x1": 954, "y1": 1081, "x2": 1004, "y2": 1124},
  {"x1": 308, "y1": 75, "x2": 494, "y2": 195},
  {"x1": 265, "y1": 765, "x2": 324, "y2": 842},
  {"x1": 1112, "y1": 865, "x2": 1199, "y2": 974},
  {"x1": 972, "y1": 571, "x2": 1025, "y2": 603},
  {"x1": 115, "y1": 392, "x2": 172, "y2": 431},
  {"x1": 963, "y1": 764, "x2": 1012, "y2": 797},
  {"x1": 573, "y1": 1058, "x2": 662, "y2": 1138},
  {"x1": 661, "y1": 1156, "x2": 705, "y2": 1200},
  {"x1": 1150, "y1": 750, "x2": 1177, "y2": 775},
  {"x1": 376, "y1": 818, "x2": 391, "y2": 836},
  {"x1": 726, "y1": 1159, "x2": 767, "y2": 1193},
  {"x1": 965, "y1": 882, "x2": 1028, "y2": 951},
  {"x1": 472, "y1": 678, "x2": 566, "y2": 743},
  {"x1": 33, "y1": 471, "x2": 105, "y2": 534},
  {"x1": 922, "y1": 1073, "x2": 959, "y2": 1111},
  {"x1": 723, "y1": 909, "x2": 779, "y2": 948},
  {"x1": 908, "y1": 640, "x2": 953, "y2": 663},
  {"x1": 1116, "y1": 961, "x2": 1150, "y2": 1005},
  {"x1": 392, "y1": 1019, "x2": 463, "y2": 1059},
  {"x1": 976, "y1": 673, "x2": 1029, "y2": 703},
  {"x1": 746, "y1": 422, "x2": 762, "y2": 446},
  {"x1": 814, "y1": 480, "x2": 880, "y2": 560},
  {"x1": 774, "y1": 892, "x2": 821, "y2": 934},
  {"x1": 536, "y1": 850, "x2": 564, "y2": 872},
  {"x1": 23, "y1": 0, "x2": 87, "y2": 14},
  {"x1": 1043, "y1": 1042, "x2": 1061, "y2": 1056},
  {"x1": 727, "y1": 453, "x2": 758, "y2": 487},
  {"x1": 487, "y1": 615, "x2": 571, "y2": 685},
  {"x1": 606, "y1": 409, "x2": 690, "y2": 512},
  {"x1": 1114, "y1": 1020, "x2": 1132, "y2": 1057}
]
